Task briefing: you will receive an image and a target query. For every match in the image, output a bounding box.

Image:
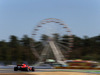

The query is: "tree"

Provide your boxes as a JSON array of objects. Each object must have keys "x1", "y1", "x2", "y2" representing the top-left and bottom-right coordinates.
[
  {"x1": 41, "y1": 34, "x2": 48, "y2": 41},
  {"x1": 53, "y1": 33, "x2": 60, "y2": 42},
  {"x1": 20, "y1": 35, "x2": 30, "y2": 47},
  {"x1": 9, "y1": 35, "x2": 19, "y2": 48},
  {"x1": 0, "y1": 41, "x2": 9, "y2": 61}
]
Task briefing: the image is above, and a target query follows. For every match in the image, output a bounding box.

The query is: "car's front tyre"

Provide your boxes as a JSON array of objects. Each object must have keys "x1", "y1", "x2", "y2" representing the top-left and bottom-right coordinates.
[
  {"x1": 25, "y1": 67, "x2": 29, "y2": 71},
  {"x1": 32, "y1": 67, "x2": 35, "y2": 71}
]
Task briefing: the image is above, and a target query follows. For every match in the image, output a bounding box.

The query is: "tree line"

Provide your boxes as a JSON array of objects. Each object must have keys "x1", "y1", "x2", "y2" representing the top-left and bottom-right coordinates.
[{"x1": 0, "y1": 34, "x2": 100, "y2": 64}]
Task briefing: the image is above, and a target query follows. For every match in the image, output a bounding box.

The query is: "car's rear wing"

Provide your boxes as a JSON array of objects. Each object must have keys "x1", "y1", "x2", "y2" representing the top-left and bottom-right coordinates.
[{"x1": 17, "y1": 65, "x2": 23, "y2": 66}]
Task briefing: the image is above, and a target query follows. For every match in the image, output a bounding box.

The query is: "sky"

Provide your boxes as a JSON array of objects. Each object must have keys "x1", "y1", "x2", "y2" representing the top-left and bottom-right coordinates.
[{"x1": 0, "y1": 0, "x2": 100, "y2": 41}]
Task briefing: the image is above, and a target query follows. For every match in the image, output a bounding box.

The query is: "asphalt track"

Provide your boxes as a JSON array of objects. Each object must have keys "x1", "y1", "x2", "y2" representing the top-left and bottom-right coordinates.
[{"x1": 0, "y1": 69, "x2": 100, "y2": 74}]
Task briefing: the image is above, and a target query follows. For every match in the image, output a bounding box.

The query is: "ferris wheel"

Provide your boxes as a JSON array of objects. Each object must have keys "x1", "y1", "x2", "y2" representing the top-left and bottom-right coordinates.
[{"x1": 30, "y1": 18, "x2": 73, "y2": 65}]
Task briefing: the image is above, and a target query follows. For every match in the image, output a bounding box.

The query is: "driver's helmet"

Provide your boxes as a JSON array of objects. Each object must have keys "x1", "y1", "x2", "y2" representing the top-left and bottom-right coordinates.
[{"x1": 22, "y1": 64, "x2": 26, "y2": 66}]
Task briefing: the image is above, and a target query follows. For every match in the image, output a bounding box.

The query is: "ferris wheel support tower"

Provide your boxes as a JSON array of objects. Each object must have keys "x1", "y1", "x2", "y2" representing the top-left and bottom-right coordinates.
[{"x1": 48, "y1": 39, "x2": 66, "y2": 65}]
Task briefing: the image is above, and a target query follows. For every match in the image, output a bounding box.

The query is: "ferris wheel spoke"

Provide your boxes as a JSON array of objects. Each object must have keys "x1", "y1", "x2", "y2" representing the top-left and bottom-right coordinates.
[
  {"x1": 58, "y1": 41, "x2": 69, "y2": 44},
  {"x1": 56, "y1": 42, "x2": 71, "y2": 50},
  {"x1": 32, "y1": 43, "x2": 42, "y2": 48},
  {"x1": 55, "y1": 43, "x2": 69, "y2": 56}
]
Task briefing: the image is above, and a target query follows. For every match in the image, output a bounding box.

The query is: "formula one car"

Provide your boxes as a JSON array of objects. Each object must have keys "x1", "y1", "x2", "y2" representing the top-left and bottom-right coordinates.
[{"x1": 14, "y1": 64, "x2": 35, "y2": 71}]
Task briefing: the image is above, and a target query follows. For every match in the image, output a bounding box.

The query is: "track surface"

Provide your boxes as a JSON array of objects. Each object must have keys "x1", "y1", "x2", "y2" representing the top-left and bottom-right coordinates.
[{"x1": 0, "y1": 69, "x2": 100, "y2": 74}]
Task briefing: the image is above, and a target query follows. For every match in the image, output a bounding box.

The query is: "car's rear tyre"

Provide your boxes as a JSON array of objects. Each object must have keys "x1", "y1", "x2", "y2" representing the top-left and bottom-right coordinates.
[
  {"x1": 32, "y1": 67, "x2": 35, "y2": 71},
  {"x1": 14, "y1": 67, "x2": 18, "y2": 71}
]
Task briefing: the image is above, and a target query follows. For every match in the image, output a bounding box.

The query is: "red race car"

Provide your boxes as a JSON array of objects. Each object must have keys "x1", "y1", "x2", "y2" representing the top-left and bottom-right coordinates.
[{"x1": 14, "y1": 64, "x2": 35, "y2": 71}]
